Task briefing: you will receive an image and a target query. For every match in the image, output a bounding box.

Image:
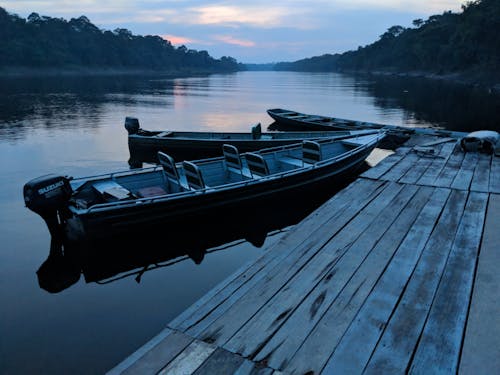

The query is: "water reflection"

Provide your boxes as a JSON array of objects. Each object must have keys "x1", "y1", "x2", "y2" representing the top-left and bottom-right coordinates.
[
  {"x1": 35, "y1": 170, "x2": 360, "y2": 294},
  {"x1": 355, "y1": 74, "x2": 500, "y2": 132}
]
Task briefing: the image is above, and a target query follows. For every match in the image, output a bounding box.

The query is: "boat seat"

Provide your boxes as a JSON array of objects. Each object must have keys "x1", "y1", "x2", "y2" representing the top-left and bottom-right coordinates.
[
  {"x1": 223, "y1": 144, "x2": 253, "y2": 179},
  {"x1": 302, "y1": 140, "x2": 322, "y2": 164},
  {"x1": 182, "y1": 161, "x2": 208, "y2": 190},
  {"x1": 158, "y1": 151, "x2": 184, "y2": 192},
  {"x1": 246, "y1": 152, "x2": 270, "y2": 178}
]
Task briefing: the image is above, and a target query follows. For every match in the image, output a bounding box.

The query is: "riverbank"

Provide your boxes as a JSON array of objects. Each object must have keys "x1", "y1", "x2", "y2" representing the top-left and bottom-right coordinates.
[
  {"x1": 0, "y1": 66, "x2": 242, "y2": 78},
  {"x1": 353, "y1": 69, "x2": 500, "y2": 94}
]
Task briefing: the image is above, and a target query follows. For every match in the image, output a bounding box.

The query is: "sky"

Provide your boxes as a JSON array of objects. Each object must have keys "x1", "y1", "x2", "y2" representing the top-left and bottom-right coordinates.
[{"x1": 0, "y1": 1, "x2": 466, "y2": 63}]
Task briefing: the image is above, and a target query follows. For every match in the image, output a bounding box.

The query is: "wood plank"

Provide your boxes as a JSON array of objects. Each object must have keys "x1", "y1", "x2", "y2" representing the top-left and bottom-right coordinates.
[
  {"x1": 378, "y1": 151, "x2": 421, "y2": 182},
  {"x1": 120, "y1": 330, "x2": 193, "y2": 375},
  {"x1": 416, "y1": 142, "x2": 456, "y2": 186},
  {"x1": 180, "y1": 181, "x2": 391, "y2": 338},
  {"x1": 470, "y1": 153, "x2": 492, "y2": 192},
  {"x1": 168, "y1": 179, "x2": 384, "y2": 331},
  {"x1": 158, "y1": 339, "x2": 217, "y2": 375},
  {"x1": 432, "y1": 148, "x2": 466, "y2": 187},
  {"x1": 106, "y1": 328, "x2": 173, "y2": 375},
  {"x1": 460, "y1": 194, "x2": 500, "y2": 374},
  {"x1": 409, "y1": 192, "x2": 488, "y2": 374},
  {"x1": 192, "y1": 348, "x2": 245, "y2": 375},
  {"x1": 451, "y1": 152, "x2": 479, "y2": 190},
  {"x1": 361, "y1": 147, "x2": 410, "y2": 180},
  {"x1": 360, "y1": 189, "x2": 468, "y2": 374},
  {"x1": 288, "y1": 187, "x2": 452, "y2": 375},
  {"x1": 233, "y1": 360, "x2": 274, "y2": 375},
  {"x1": 194, "y1": 183, "x2": 405, "y2": 345},
  {"x1": 489, "y1": 155, "x2": 500, "y2": 193},
  {"x1": 399, "y1": 151, "x2": 437, "y2": 184},
  {"x1": 253, "y1": 186, "x2": 435, "y2": 371},
  {"x1": 226, "y1": 184, "x2": 421, "y2": 359}
]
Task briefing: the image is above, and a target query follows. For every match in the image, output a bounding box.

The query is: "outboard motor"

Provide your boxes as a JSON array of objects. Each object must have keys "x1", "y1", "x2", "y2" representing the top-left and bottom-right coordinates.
[
  {"x1": 124, "y1": 117, "x2": 140, "y2": 135},
  {"x1": 23, "y1": 174, "x2": 73, "y2": 239}
]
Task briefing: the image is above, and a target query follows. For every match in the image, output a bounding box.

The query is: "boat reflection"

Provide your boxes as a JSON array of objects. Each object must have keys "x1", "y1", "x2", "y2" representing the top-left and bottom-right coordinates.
[{"x1": 36, "y1": 175, "x2": 361, "y2": 293}]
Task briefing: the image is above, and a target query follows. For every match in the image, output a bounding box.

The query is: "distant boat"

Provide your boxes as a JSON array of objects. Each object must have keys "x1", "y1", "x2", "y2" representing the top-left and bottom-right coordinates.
[
  {"x1": 267, "y1": 108, "x2": 402, "y2": 131},
  {"x1": 124, "y1": 117, "x2": 372, "y2": 164},
  {"x1": 24, "y1": 131, "x2": 384, "y2": 242}
]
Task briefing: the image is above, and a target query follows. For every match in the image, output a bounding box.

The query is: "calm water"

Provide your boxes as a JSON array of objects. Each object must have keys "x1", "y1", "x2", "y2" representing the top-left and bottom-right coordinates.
[{"x1": 0, "y1": 71, "x2": 498, "y2": 374}]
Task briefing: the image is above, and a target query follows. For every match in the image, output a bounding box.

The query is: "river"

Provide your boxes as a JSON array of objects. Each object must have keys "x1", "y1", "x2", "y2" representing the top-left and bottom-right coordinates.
[{"x1": 0, "y1": 71, "x2": 498, "y2": 374}]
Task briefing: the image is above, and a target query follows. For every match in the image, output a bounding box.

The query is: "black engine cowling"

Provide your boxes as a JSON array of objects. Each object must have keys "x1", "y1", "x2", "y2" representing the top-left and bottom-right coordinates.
[
  {"x1": 23, "y1": 174, "x2": 72, "y2": 216},
  {"x1": 124, "y1": 117, "x2": 140, "y2": 135}
]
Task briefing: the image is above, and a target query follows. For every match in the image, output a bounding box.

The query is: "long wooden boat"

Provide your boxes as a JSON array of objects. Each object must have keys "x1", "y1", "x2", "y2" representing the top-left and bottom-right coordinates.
[
  {"x1": 267, "y1": 108, "x2": 395, "y2": 131},
  {"x1": 267, "y1": 108, "x2": 464, "y2": 138},
  {"x1": 23, "y1": 131, "x2": 384, "y2": 242},
  {"x1": 125, "y1": 117, "x2": 372, "y2": 164}
]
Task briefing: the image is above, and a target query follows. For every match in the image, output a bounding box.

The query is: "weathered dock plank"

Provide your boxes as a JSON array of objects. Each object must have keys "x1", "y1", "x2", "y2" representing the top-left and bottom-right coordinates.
[
  {"x1": 451, "y1": 152, "x2": 479, "y2": 190},
  {"x1": 226, "y1": 184, "x2": 422, "y2": 359},
  {"x1": 361, "y1": 147, "x2": 410, "y2": 180},
  {"x1": 110, "y1": 133, "x2": 496, "y2": 375},
  {"x1": 416, "y1": 142, "x2": 456, "y2": 186},
  {"x1": 378, "y1": 150, "x2": 421, "y2": 182},
  {"x1": 254, "y1": 186, "x2": 436, "y2": 371},
  {"x1": 194, "y1": 182, "x2": 405, "y2": 345},
  {"x1": 433, "y1": 148, "x2": 466, "y2": 187},
  {"x1": 357, "y1": 189, "x2": 468, "y2": 374},
  {"x1": 169, "y1": 179, "x2": 384, "y2": 332},
  {"x1": 489, "y1": 155, "x2": 500, "y2": 193},
  {"x1": 158, "y1": 339, "x2": 217, "y2": 375},
  {"x1": 460, "y1": 194, "x2": 500, "y2": 374},
  {"x1": 470, "y1": 153, "x2": 492, "y2": 192},
  {"x1": 409, "y1": 192, "x2": 488, "y2": 374}
]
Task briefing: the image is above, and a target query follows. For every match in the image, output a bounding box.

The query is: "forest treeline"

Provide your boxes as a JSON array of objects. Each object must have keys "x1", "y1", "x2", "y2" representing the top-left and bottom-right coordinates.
[
  {"x1": 0, "y1": 7, "x2": 242, "y2": 73},
  {"x1": 274, "y1": 0, "x2": 499, "y2": 79}
]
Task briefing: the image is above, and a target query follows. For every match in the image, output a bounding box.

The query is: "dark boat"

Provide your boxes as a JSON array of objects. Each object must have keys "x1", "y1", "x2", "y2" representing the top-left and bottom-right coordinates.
[
  {"x1": 23, "y1": 131, "x2": 384, "y2": 242},
  {"x1": 267, "y1": 108, "x2": 465, "y2": 138},
  {"x1": 267, "y1": 108, "x2": 403, "y2": 131},
  {"x1": 124, "y1": 117, "x2": 372, "y2": 164}
]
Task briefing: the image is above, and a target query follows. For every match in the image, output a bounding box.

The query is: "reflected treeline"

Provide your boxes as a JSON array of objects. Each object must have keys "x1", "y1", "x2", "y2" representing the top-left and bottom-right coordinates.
[
  {"x1": 0, "y1": 75, "x2": 183, "y2": 140},
  {"x1": 355, "y1": 74, "x2": 500, "y2": 132},
  {"x1": 36, "y1": 171, "x2": 363, "y2": 293}
]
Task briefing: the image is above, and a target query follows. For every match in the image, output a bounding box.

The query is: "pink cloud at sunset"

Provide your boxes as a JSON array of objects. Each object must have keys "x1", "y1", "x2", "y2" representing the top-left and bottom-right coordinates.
[
  {"x1": 214, "y1": 35, "x2": 255, "y2": 47},
  {"x1": 161, "y1": 35, "x2": 195, "y2": 45}
]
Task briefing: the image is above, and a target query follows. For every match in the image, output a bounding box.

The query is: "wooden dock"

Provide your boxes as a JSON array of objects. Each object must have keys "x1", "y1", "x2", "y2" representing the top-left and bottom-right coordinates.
[{"x1": 108, "y1": 134, "x2": 499, "y2": 374}]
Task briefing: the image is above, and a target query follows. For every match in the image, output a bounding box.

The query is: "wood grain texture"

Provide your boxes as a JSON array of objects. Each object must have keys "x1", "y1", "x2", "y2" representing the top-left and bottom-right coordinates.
[
  {"x1": 460, "y1": 194, "x2": 500, "y2": 375},
  {"x1": 451, "y1": 152, "x2": 479, "y2": 190},
  {"x1": 158, "y1": 339, "x2": 217, "y2": 375},
  {"x1": 169, "y1": 179, "x2": 384, "y2": 332},
  {"x1": 184, "y1": 181, "x2": 393, "y2": 340},
  {"x1": 470, "y1": 153, "x2": 492, "y2": 192},
  {"x1": 361, "y1": 147, "x2": 410, "y2": 180},
  {"x1": 433, "y1": 148, "x2": 466, "y2": 187},
  {"x1": 409, "y1": 192, "x2": 488, "y2": 374},
  {"x1": 416, "y1": 142, "x2": 456, "y2": 186},
  {"x1": 121, "y1": 330, "x2": 193, "y2": 375},
  {"x1": 360, "y1": 189, "x2": 467, "y2": 374},
  {"x1": 255, "y1": 186, "x2": 435, "y2": 372}
]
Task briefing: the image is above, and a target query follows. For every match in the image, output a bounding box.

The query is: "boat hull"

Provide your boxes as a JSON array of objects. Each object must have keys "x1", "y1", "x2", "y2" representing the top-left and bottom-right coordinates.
[
  {"x1": 65, "y1": 144, "x2": 376, "y2": 242},
  {"x1": 128, "y1": 130, "x2": 357, "y2": 165}
]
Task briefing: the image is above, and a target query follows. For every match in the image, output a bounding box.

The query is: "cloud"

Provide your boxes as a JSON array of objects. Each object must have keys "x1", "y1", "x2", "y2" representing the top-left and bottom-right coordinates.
[
  {"x1": 213, "y1": 35, "x2": 255, "y2": 47},
  {"x1": 161, "y1": 34, "x2": 196, "y2": 45}
]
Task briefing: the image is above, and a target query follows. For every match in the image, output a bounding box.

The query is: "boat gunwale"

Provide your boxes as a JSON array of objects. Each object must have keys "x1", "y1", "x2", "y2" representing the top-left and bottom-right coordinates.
[{"x1": 74, "y1": 132, "x2": 384, "y2": 214}]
